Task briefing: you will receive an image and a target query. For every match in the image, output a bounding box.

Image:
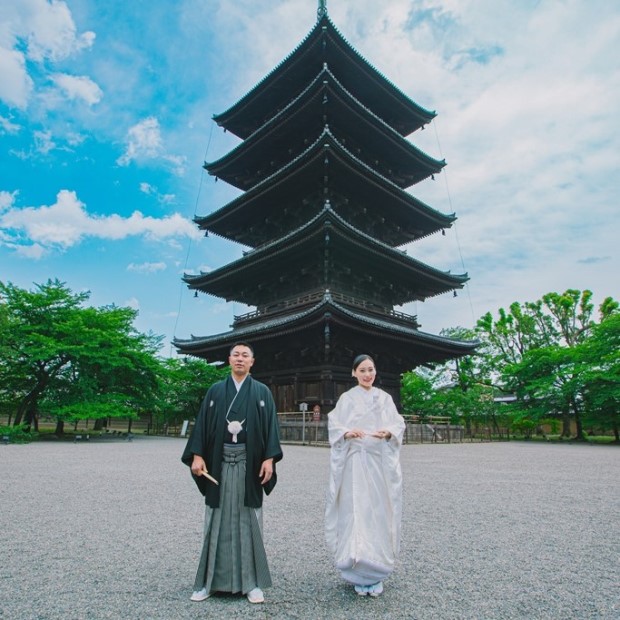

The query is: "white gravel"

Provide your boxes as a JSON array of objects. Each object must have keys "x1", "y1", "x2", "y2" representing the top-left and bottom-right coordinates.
[{"x1": 1, "y1": 437, "x2": 618, "y2": 619}]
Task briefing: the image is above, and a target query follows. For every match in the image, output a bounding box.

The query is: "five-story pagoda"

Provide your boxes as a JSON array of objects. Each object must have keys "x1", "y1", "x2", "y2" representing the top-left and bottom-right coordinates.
[{"x1": 174, "y1": 2, "x2": 477, "y2": 410}]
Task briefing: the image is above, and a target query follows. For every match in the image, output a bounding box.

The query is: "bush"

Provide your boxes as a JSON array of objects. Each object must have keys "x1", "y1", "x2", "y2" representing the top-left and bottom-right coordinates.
[{"x1": 0, "y1": 424, "x2": 35, "y2": 444}]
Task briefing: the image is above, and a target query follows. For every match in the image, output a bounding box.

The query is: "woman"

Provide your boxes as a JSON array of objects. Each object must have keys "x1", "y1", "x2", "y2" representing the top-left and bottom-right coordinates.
[{"x1": 325, "y1": 354, "x2": 405, "y2": 597}]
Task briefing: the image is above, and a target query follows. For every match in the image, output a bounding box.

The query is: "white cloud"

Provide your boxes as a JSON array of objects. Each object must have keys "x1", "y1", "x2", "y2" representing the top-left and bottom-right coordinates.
[
  {"x1": 124, "y1": 297, "x2": 140, "y2": 311},
  {"x1": 50, "y1": 74, "x2": 103, "y2": 106},
  {"x1": 127, "y1": 261, "x2": 167, "y2": 274},
  {"x1": 117, "y1": 117, "x2": 187, "y2": 174},
  {"x1": 21, "y1": 0, "x2": 95, "y2": 62},
  {"x1": 0, "y1": 189, "x2": 201, "y2": 256},
  {"x1": 14, "y1": 242, "x2": 46, "y2": 260},
  {"x1": 0, "y1": 0, "x2": 97, "y2": 109},
  {"x1": 184, "y1": 264, "x2": 214, "y2": 276},
  {"x1": 65, "y1": 132, "x2": 87, "y2": 147},
  {"x1": 117, "y1": 117, "x2": 162, "y2": 165},
  {"x1": 163, "y1": 153, "x2": 187, "y2": 177},
  {"x1": 33, "y1": 130, "x2": 56, "y2": 155},
  {"x1": 139, "y1": 182, "x2": 175, "y2": 204},
  {"x1": 0, "y1": 48, "x2": 33, "y2": 109},
  {"x1": 0, "y1": 190, "x2": 18, "y2": 212},
  {"x1": 0, "y1": 115, "x2": 21, "y2": 135}
]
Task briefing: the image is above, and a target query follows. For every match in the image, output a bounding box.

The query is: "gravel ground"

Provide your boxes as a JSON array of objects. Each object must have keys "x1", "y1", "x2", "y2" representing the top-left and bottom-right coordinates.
[{"x1": 1, "y1": 437, "x2": 618, "y2": 620}]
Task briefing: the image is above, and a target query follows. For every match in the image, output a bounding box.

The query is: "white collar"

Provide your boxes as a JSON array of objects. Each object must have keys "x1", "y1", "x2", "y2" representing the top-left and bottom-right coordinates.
[{"x1": 232, "y1": 375, "x2": 247, "y2": 392}]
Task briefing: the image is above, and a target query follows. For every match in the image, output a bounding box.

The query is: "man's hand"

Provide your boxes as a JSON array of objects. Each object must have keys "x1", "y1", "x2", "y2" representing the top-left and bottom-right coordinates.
[
  {"x1": 259, "y1": 458, "x2": 274, "y2": 485},
  {"x1": 191, "y1": 454, "x2": 207, "y2": 476}
]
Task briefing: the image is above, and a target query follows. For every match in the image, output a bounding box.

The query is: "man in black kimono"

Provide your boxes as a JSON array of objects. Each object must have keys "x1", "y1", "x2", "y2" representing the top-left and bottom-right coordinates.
[{"x1": 181, "y1": 342, "x2": 283, "y2": 604}]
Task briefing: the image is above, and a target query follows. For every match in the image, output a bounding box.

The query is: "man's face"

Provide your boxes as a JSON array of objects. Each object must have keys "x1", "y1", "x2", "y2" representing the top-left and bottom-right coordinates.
[{"x1": 229, "y1": 345, "x2": 254, "y2": 378}]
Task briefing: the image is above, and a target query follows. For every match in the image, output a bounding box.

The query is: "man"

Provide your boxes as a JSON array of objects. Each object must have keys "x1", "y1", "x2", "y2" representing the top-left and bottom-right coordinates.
[{"x1": 181, "y1": 342, "x2": 283, "y2": 604}]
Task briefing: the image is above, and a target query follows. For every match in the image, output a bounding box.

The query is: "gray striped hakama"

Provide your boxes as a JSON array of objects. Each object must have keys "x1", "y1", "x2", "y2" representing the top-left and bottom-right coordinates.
[{"x1": 193, "y1": 443, "x2": 272, "y2": 595}]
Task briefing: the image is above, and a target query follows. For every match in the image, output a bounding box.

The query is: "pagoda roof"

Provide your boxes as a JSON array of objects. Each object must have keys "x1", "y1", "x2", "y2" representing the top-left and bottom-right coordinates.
[
  {"x1": 173, "y1": 291, "x2": 477, "y2": 367},
  {"x1": 196, "y1": 128, "x2": 452, "y2": 248},
  {"x1": 206, "y1": 65, "x2": 444, "y2": 191},
  {"x1": 185, "y1": 205, "x2": 467, "y2": 307},
  {"x1": 213, "y1": 15, "x2": 435, "y2": 139}
]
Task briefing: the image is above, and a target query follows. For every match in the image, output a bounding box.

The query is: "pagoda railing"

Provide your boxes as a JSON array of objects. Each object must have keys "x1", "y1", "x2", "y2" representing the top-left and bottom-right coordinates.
[{"x1": 233, "y1": 289, "x2": 419, "y2": 327}]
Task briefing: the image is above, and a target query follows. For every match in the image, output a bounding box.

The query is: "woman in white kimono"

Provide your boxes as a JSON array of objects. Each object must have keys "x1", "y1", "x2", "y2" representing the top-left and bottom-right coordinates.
[{"x1": 325, "y1": 354, "x2": 405, "y2": 597}]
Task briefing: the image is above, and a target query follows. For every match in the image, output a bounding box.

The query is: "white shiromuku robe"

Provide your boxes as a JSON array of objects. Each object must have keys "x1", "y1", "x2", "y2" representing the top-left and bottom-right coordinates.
[{"x1": 325, "y1": 385, "x2": 405, "y2": 586}]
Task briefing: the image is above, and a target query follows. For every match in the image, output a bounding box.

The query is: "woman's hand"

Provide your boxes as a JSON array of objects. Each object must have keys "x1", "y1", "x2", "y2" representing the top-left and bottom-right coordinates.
[
  {"x1": 345, "y1": 429, "x2": 366, "y2": 439},
  {"x1": 372, "y1": 430, "x2": 392, "y2": 440}
]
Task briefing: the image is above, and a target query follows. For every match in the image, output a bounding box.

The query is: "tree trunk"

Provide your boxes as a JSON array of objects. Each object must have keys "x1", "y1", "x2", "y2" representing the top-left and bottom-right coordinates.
[
  {"x1": 127, "y1": 418, "x2": 133, "y2": 432},
  {"x1": 561, "y1": 408, "x2": 571, "y2": 438},
  {"x1": 13, "y1": 403, "x2": 26, "y2": 427},
  {"x1": 24, "y1": 407, "x2": 38, "y2": 432},
  {"x1": 14, "y1": 380, "x2": 47, "y2": 427},
  {"x1": 571, "y1": 396, "x2": 585, "y2": 441},
  {"x1": 93, "y1": 419, "x2": 105, "y2": 431},
  {"x1": 54, "y1": 419, "x2": 65, "y2": 435},
  {"x1": 490, "y1": 413, "x2": 501, "y2": 438}
]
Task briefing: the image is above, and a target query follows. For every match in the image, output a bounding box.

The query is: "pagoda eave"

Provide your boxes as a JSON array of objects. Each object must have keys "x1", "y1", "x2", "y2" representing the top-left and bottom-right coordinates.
[
  {"x1": 197, "y1": 132, "x2": 451, "y2": 247},
  {"x1": 184, "y1": 207, "x2": 467, "y2": 306},
  {"x1": 214, "y1": 16, "x2": 435, "y2": 140},
  {"x1": 206, "y1": 68, "x2": 443, "y2": 191},
  {"x1": 173, "y1": 295, "x2": 477, "y2": 372},
  {"x1": 206, "y1": 123, "x2": 444, "y2": 192}
]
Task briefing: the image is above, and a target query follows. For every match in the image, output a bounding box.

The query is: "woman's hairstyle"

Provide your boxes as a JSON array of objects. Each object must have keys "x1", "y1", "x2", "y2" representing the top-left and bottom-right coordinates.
[{"x1": 352, "y1": 354, "x2": 375, "y2": 371}]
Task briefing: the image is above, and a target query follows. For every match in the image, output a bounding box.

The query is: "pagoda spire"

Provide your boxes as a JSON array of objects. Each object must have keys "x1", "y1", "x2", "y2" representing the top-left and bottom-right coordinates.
[{"x1": 317, "y1": 0, "x2": 327, "y2": 20}]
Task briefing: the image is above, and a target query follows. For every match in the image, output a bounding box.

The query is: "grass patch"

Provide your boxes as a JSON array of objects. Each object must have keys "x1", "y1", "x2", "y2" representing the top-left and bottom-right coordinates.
[{"x1": 511, "y1": 434, "x2": 618, "y2": 445}]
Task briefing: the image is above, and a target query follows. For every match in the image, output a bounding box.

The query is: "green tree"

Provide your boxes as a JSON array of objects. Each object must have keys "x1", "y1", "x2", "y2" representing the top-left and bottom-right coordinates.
[
  {"x1": 400, "y1": 370, "x2": 434, "y2": 420},
  {"x1": 0, "y1": 279, "x2": 162, "y2": 434},
  {"x1": 484, "y1": 291, "x2": 618, "y2": 439},
  {"x1": 153, "y1": 357, "x2": 228, "y2": 433},
  {"x1": 43, "y1": 306, "x2": 163, "y2": 434},
  {"x1": 1, "y1": 279, "x2": 90, "y2": 428},
  {"x1": 476, "y1": 300, "x2": 556, "y2": 387},
  {"x1": 577, "y1": 313, "x2": 620, "y2": 441},
  {"x1": 408, "y1": 290, "x2": 618, "y2": 441},
  {"x1": 401, "y1": 327, "x2": 499, "y2": 438}
]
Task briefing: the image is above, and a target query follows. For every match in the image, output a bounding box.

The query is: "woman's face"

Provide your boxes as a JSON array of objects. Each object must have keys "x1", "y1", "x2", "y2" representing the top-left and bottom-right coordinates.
[{"x1": 353, "y1": 359, "x2": 376, "y2": 390}]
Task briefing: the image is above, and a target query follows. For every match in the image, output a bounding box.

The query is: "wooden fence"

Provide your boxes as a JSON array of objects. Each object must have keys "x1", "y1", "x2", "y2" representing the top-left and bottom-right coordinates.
[{"x1": 277, "y1": 412, "x2": 465, "y2": 444}]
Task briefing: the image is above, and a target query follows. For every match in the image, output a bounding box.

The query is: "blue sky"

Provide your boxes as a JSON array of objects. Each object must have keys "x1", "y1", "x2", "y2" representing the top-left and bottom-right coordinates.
[{"x1": 1, "y1": 0, "x2": 618, "y2": 357}]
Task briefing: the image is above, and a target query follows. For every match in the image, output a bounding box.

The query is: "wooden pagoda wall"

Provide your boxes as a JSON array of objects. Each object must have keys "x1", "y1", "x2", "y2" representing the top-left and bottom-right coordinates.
[{"x1": 252, "y1": 366, "x2": 402, "y2": 413}]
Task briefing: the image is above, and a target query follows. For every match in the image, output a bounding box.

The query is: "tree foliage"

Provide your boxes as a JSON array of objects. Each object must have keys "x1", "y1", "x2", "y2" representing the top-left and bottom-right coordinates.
[
  {"x1": 0, "y1": 280, "x2": 228, "y2": 434},
  {"x1": 153, "y1": 357, "x2": 228, "y2": 432},
  {"x1": 0, "y1": 279, "x2": 166, "y2": 432},
  {"x1": 401, "y1": 289, "x2": 619, "y2": 441}
]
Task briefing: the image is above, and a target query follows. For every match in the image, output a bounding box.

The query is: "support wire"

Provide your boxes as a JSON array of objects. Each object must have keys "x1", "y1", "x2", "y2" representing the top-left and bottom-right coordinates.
[
  {"x1": 432, "y1": 119, "x2": 477, "y2": 328},
  {"x1": 169, "y1": 121, "x2": 215, "y2": 356}
]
